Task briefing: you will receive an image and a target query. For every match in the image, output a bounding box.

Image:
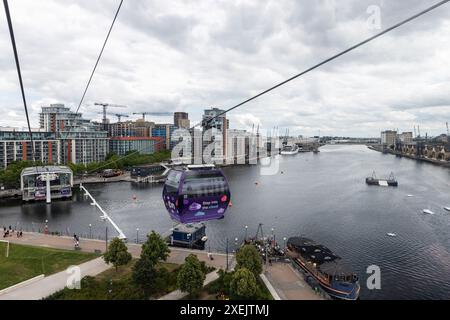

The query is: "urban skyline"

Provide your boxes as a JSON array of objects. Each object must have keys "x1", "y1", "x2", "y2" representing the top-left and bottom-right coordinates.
[{"x1": 1, "y1": 1, "x2": 449, "y2": 137}]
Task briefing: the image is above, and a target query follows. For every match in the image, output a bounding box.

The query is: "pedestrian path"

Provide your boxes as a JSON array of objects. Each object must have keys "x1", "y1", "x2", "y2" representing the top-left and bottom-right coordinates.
[
  {"x1": 6, "y1": 232, "x2": 234, "y2": 271},
  {"x1": 0, "y1": 257, "x2": 109, "y2": 300},
  {"x1": 158, "y1": 271, "x2": 220, "y2": 300}
]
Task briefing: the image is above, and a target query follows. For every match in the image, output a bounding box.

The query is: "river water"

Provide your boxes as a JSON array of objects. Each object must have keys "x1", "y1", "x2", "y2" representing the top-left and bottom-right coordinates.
[{"x1": 1, "y1": 145, "x2": 449, "y2": 300}]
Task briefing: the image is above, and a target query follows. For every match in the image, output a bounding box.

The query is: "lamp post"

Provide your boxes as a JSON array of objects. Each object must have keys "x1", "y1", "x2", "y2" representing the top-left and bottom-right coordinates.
[
  {"x1": 263, "y1": 237, "x2": 268, "y2": 264},
  {"x1": 283, "y1": 237, "x2": 287, "y2": 251},
  {"x1": 244, "y1": 225, "x2": 248, "y2": 242},
  {"x1": 45, "y1": 219, "x2": 48, "y2": 235},
  {"x1": 226, "y1": 238, "x2": 229, "y2": 272},
  {"x1": 136, "y1": 228, "x2": 139, "y2": 244},
  {"x1": 89, "y1": 224, "x2": 92, "y2": 239},
  {"x1": 271, "y1": 227, "x2": 275, "y2": 246}
]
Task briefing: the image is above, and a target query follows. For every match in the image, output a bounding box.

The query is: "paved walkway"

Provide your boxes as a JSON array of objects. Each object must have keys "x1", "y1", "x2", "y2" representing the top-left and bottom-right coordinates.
[
  {"x1": 263, "y1": 262, "x2": 325, "y2": 300},
  {"x1": 0, "y1": 257, "x2": 109, "y2": 300},
  {"x1": 5, "y1": 232, "x2": 235, "y2": 270},
  {"x1": 158, "y1": 271, "x2": 220, "y2": 300}
]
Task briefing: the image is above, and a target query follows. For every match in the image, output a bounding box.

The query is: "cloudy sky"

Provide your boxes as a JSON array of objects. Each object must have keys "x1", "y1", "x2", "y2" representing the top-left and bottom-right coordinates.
[{"x1": 1, "y1": 0, "x2": 449, "y2": 137}]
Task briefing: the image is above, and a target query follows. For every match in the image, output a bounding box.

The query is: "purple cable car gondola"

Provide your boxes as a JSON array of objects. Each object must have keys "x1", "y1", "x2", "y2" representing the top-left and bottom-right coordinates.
[{"x1": 162, "y1": 165, "x2": 231, "y2": 224}]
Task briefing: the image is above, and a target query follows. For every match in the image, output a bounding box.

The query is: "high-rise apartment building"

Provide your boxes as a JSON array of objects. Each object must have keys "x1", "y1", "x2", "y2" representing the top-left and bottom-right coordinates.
[
  {"x1": 39, "y1": 104, "x2": 109, "y2": 165},
  {"x1": 174, "y1": 112, "x2": 190, "y2": 129},
  {"x1": 202, "y1": 108, "x2": 229, "y2": 160}
]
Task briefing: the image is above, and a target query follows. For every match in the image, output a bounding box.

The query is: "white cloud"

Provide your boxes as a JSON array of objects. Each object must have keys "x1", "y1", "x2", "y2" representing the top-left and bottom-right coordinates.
[{"x1": 0, "y1": 0, "x2": 449, "y2": 137}]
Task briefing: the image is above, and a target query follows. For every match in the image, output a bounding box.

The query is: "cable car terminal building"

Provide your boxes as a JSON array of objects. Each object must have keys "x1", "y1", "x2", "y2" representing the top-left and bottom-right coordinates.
[{"x1": 20, "y1": 166, "x2": 73, "y2": 202}]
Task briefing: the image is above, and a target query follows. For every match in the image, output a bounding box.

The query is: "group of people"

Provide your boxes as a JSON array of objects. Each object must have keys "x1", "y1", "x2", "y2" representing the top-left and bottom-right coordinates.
[{"x1": 3, "y1": 226, "x2": 23, "y2": 238}]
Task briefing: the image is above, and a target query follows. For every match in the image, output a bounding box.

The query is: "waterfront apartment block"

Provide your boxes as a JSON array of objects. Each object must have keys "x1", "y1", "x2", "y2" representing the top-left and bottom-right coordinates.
[
  {"x1": 40, "y1": 104, "x2": 110, "y2": 165},
  {"x1": 59, "y1": 133, "x2": 109, "y2": 165},
  {"x1": 109, "y1": 136, "x2": 163, "y2": 156},
  {"x1": 0, "y1": 128, "x2": 60, "y2": 169}
]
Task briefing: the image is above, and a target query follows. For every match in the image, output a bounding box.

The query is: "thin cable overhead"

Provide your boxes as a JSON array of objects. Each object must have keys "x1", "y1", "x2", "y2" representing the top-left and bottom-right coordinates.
[
  {"x1": 3, "y1": 0, "x2": 36, "y2": 163},
  {"x1": 200, "y1": 0, "x2": 450, "y2": 128},
  {"x1": 75, "y1": 0, "x2": 124, "y2": 114},
  {"x1": 88, "y1": 0, "x2": 449, "y2": 172}
]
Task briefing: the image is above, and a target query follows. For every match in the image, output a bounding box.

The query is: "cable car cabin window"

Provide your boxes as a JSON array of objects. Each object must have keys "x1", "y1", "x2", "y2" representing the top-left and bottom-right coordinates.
[
  {"x1": 182, "y1": 172, "x2": 228, "y2": 197},
  {"x1": 166, "y1": 170, "x2": 182, "y2": 194}
]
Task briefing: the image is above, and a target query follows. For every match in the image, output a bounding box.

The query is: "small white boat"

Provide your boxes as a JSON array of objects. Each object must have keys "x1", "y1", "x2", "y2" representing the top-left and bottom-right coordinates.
[
  {"x1": 423, "y1": 209, "x2": 435, "y2": 215},
  {"x1": 407, "y1": 195, "x2": 414, "y2": 198},
  {"x1": 444, "y1": 207, "x2": 450, "y2": 212},
  {"x1": 387, "y1": 233, "x2": 397, "y2": 237}
]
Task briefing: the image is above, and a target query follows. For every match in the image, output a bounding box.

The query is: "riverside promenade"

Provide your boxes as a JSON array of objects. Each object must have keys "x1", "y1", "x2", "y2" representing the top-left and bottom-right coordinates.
[
  {"x1": 4, "y1": 232, "x2": 234, "y2": 271},
  {"x1": 2, "y1": 232, "x2": 323, "y2": 300}
]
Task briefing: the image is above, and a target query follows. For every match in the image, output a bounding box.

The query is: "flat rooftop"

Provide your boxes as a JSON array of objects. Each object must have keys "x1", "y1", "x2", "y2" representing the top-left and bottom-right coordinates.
[{"x1": 21, "y1": 166, "x2": 72, "y2": 176}]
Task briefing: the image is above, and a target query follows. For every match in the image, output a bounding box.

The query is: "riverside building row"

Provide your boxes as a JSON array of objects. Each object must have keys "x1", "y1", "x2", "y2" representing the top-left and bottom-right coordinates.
[{"x1": 0, "y1": 104, "x2": 188, "y2": 168}]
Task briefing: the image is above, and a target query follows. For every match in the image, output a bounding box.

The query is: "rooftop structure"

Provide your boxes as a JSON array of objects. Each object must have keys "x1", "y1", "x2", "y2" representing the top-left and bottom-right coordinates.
[{"x1": 20, "y1": 166, "x2": 73, "y2": 202}]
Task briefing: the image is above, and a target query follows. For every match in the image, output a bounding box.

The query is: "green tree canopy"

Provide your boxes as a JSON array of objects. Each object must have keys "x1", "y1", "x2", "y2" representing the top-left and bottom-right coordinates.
[
  {"x1": 103, "y1": 238, "x2": 132, "y2": 271},
  {"x1": 235, "y1": 245, "x2": 263, "y2": 276},
  {"x1": 140, "y1": 231, "x2": 170, "y2": 265},
  {"x1": 230, "y1": 268, "x2": 258, "y2": 299},
  {"x1": 177, "y1": 254, "x2": 206, "y2": 297},
  {"x1": 132, "y1": 230, "x2": 170, "y2": 295}
]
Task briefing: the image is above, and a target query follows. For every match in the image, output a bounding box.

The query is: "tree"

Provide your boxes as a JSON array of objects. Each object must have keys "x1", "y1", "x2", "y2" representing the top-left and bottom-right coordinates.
[
  {"x1": 140, "y1": 231, "x2": 170, "y2": 265},
  {"x1": 235, "y1": 245, "x2": 263, "y2": 276},
  {"x1": 132, "y1": 257, "x2": 159, "y2": 295},
  {"x1": 177, "y1": 254, "x2": 206, "y2": 297},
  {"x1": 230, "y1": 268, "x2": 258, "y2": 299},
  {"x1": 132, "y1": 231, "x2": 170, "y2": 295},
  {"x1": 103, "y1": 238, "x2": 132, "y2": 271}
]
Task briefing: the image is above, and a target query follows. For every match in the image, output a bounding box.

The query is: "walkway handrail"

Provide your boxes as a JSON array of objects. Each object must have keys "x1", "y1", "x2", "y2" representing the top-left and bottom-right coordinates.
[{"x1": 79, "y1": 183, "x2": 127, "y2": 241}]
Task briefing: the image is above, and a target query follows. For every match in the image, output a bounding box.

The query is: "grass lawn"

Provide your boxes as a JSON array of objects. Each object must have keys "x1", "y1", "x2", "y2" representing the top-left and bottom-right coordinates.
[
  {"x1": 46, "y1": 260, "x2": 181, "y2": 300},
  {"x1": 0, "y1": 242, "x2": 99, "y2": 290}
]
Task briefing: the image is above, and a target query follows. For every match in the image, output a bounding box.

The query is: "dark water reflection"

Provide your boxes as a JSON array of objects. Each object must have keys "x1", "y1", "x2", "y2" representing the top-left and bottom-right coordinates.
[{"x1": 1, "y1": 145, "x2": 449, "y2": 299}]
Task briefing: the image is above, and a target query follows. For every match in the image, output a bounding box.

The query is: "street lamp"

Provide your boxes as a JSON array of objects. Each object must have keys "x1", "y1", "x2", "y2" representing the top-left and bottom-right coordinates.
[
  {"x1": 283, "y1": 237, "x2": 287, "y2": 250},
  {"x1": 226, "y1": 238, "x2": 229, "y2": 272},
  {"x1": 45, "y1": 220, "x2": 48, "y2": 235},
  {"x1": 101, "y1": 215, "x2": 108, "y2": 252},
  {"x1": 244, "y1": 225, "x2": 248, "y2": 241},
  {"x1": 89, "y1": 224, "x2": 92, "y2": 239},
  {"x1": 136, "y1": 228, "x2": 139, "y2": 244}
]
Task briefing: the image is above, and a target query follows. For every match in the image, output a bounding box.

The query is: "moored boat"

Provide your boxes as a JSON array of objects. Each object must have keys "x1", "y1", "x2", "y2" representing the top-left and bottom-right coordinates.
[
  {"x1": 287, "y1": 237, "x2": 360, "y2": 300},
  {"x1": 281, "y1": 144, "x2": 299, "y2": 155},
  {"x1": 366, "y1": 171, "x2": 398, "y2": 187}
]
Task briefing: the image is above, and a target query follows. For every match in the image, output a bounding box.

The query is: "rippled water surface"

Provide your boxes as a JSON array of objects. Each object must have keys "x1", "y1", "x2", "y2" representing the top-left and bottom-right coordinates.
[{"x1": 1, "y1": 145, "x2": 449, "y2": 299}]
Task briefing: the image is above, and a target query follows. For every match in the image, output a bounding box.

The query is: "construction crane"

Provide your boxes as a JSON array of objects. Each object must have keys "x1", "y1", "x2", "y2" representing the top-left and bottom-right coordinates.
[
  {"x1": 94, "y1": 103, "x2": 127, "y2": 124},
  {"x1": 132, "y1": 112, "x2": 172, "y2": 121},
  {"x1": 114, "y1": 113, "x2": 129, "y2": 122}
]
